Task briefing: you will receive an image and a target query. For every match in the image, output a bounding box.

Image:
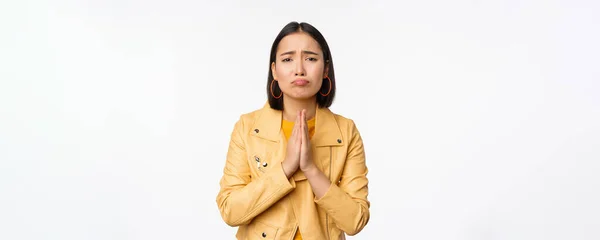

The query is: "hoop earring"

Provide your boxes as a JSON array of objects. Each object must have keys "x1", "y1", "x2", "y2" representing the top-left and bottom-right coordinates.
[
  {"x1": 270, "y1": 79, "x2": 283, "y2": 99},
  {"x1": 319, "y1": 76, "x2": 332, "y2": 97}
]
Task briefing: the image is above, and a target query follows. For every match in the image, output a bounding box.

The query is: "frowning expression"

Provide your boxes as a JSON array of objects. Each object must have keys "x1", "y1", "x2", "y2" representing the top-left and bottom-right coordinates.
[{"x1": 271, "y1": 32, "x2": 329, "y2": 100}]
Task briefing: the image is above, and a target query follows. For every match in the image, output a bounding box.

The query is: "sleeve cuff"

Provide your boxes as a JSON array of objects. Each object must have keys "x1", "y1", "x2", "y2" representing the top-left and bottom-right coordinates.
[
  {"x1": 313, "y1": 182, "x2": 339, "y2": 207},
  {"x1": 271, "y1": 161, "x2": 296, "y2": 189}
]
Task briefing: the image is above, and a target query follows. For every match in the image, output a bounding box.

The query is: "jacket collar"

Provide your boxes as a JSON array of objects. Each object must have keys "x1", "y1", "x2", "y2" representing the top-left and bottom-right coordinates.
[{"x1": 250, "y1": 101, "x2": 343, "y2": 147}]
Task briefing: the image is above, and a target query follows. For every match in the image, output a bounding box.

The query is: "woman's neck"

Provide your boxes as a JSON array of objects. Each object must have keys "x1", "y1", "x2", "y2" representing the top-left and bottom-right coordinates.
[{"x1": 282, "y1": 96, "x2": 317, "y2": 122}]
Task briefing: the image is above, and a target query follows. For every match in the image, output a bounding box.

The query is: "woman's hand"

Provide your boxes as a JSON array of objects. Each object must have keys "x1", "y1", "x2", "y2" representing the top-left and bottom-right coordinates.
[
  {"x1": 299, "y1": 109, "x2": 317, "y2": 172},
  {"x1": 282, "y1": 110, "x2": 301, "y2": 178}
]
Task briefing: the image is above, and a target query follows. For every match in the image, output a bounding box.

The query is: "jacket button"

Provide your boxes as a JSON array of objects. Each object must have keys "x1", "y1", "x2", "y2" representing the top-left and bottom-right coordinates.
[
  {"x1": 254, "y1": 129, "x2": 259, "y2": 133},
  {"x1": 337, "y1": 139, "x2": 342, "y2": 143},
  {"x1": 262, "y1": 162, "x2": 268, "y2": 167},
  {"x1": 262, "y1": 232, "x2": 267, "y2": 237}
]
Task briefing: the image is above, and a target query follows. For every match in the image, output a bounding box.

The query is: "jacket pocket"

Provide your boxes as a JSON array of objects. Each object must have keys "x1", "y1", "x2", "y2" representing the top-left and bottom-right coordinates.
[{"x1": 250, "y1": 220, "x2": 279, "y2": 239}]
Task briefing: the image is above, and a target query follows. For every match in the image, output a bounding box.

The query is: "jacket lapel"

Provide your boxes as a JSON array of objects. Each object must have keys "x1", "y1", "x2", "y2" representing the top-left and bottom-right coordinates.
[
  {"x1": 313, "y1": 106, "x2": 344, "y2": 147},
  {"x1": 249, "y1": 102, "x2": 283, "y2": 142}
]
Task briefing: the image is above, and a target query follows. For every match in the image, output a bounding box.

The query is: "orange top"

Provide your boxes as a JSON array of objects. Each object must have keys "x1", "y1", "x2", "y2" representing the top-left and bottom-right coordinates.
[
  {"x1": 282, "y1": 117, "x2": 316, "y2": 140},
  {"x1": 281, "y1": 117, "x2": 315, "y2": 240}
]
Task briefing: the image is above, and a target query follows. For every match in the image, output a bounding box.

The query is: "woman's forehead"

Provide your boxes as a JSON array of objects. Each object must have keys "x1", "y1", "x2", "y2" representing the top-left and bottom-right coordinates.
[{"x1": 277, "y1": 32, "x2": 322, "y2": 54}]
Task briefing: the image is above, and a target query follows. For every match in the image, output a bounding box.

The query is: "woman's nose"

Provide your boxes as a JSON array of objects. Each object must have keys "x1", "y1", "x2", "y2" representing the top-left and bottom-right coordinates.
[{"x1": 294, "y1": 61, "x2": 305, "y2": 76}]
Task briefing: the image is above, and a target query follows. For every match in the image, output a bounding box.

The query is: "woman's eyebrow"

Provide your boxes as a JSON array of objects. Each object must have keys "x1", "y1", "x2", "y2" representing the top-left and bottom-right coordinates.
[{"x1": 279, "y1": 50, "x2": 320, "y2": 56}]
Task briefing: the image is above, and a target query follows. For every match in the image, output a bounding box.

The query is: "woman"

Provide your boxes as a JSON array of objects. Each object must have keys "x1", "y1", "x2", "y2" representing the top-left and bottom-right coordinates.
[{"x1": 216, "y1": 21, "x2": 370, "y2": 240}]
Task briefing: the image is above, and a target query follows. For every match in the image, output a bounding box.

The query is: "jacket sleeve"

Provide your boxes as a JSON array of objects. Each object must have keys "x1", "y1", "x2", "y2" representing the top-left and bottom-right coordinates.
[
  {"x1": 216, "y1": 116, "x2": 296, "y2": 226},
  {"x1": 314, "y1": 120, "x2": 370, "y2": 236}
]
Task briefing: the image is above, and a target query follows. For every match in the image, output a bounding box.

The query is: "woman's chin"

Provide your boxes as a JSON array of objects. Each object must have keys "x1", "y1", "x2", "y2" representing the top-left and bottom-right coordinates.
[{"x1": 286, "y1": 92, "x2": 317, "y2": 100}]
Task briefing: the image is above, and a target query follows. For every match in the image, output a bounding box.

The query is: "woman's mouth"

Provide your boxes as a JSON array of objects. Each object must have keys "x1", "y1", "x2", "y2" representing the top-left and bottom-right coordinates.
[{"x1": 292, "y1": 79, "x2": 309, "y2": 86}]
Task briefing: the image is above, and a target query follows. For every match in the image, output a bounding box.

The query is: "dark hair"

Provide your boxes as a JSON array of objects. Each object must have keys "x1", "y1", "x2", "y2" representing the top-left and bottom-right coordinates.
[{"x1": 267, "y1": 21, "x2": 336, "y2": 110}]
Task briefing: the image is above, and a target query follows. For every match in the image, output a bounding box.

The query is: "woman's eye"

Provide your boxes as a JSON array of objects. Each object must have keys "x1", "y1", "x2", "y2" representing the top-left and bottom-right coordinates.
[
  {"x1": 307, "y1": 57, "x2": 317, "y2": 61},
  {"x1": 282, "y1": 58, "x2": 292, "y2": 62}
]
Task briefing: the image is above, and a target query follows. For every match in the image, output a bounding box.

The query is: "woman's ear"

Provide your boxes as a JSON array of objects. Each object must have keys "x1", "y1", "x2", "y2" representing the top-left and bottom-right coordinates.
[
  {"x1": 323, "y1": 61, "x2": 330, "y2": 78},
  {"x1": 271, "y1": 62, "x2": 277, "y2": 80}
]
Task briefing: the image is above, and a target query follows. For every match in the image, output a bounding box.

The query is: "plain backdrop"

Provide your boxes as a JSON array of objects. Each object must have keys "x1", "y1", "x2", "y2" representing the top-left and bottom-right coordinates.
[{"x1": 1, "y1": 0, "x2": 599, "y2": 239}]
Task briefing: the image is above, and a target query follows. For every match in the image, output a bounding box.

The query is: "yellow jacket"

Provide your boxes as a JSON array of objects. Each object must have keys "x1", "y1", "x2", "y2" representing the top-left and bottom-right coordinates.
[{"x1": 216, "y1": 102, "x2": 370, "y2": 240}]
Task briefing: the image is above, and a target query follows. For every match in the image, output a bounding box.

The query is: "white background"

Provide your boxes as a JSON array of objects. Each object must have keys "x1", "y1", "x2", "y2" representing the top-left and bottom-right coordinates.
[{"x1": 1, "y1": 0, "x2": 599, "y2": 239}]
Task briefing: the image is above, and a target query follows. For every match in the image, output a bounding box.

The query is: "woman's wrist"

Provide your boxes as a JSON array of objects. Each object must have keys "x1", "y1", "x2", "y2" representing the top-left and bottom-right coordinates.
[
  {"x1": 282, "y1": 160, "x2": 296, "y2": 179},
  {"x1": 301, "y1": 164, "x2": 319, "y2": 175}
]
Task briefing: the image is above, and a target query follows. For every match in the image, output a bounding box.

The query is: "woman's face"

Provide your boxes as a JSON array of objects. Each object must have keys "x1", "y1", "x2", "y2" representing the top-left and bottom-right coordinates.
[{"x1": 271, "y1": 32, "x2": 329, "y2": 101}]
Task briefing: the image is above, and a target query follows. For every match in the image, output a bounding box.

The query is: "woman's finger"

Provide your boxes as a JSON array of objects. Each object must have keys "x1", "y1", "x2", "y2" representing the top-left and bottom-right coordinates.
[
  {"x1": 294, "y1": 111, "x2": 302, "y2": 141},
  {"x1": 300, "y1": 110, "x2": 305, "y2": 144},
  {"x1": 295, "y1": 110, "x2": 301, "y2": 145},
  {"x1": 302, "y1": 110, "x2": 308, "y2": 140},
  {"x1": 303, "y1": 110, "x2": 308, "y2": 131},
  {"x1": 300, "y1": 111, "x2": 305, "y2": 145},
  {"x1": 296, "y1": 127, "x2": 302, "y2": 149},
  {"x1": 291, "y1": 110, "x2": 298, "y2": 138},
  {"x1": 296, "y1": 110, "x2": 301, "y2": 131},
  {"x1": 300, "y1": 110, "x2": 304, "y2": 131}
]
